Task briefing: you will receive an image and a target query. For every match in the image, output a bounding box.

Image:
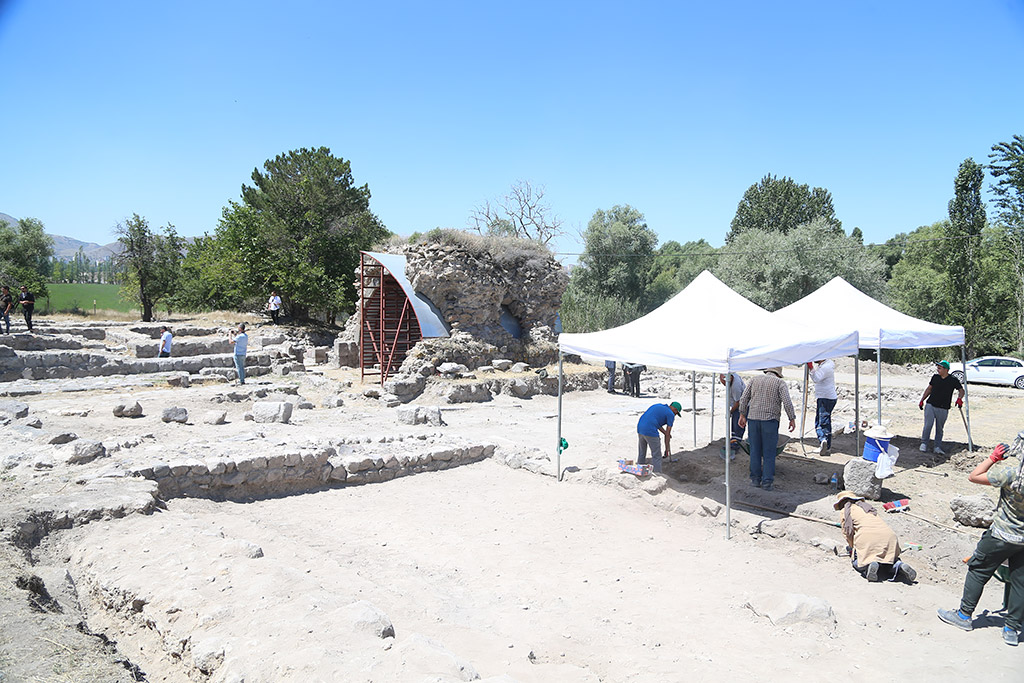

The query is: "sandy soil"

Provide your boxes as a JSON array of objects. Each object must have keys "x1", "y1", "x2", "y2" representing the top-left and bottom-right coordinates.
[{"x1": 3, "y1": 359, "x2": 1023, "y2": 681}]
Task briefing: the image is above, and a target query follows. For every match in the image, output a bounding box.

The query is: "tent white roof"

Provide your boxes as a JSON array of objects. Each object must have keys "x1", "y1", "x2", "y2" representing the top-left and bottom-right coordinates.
[
  {"x1": 557, "y1": 271, "x2": 859, "y2": 372},
  {"x1": 773, "y1": 277, "x2": 964, "y2": 349}
]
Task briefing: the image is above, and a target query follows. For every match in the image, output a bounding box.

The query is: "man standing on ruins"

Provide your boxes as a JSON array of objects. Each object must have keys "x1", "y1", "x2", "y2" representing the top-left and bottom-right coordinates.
[
  {"x1": 938, "y1": 436, "x2": 1024, "y2": 647},
  {"x1": 267, "y1": 290, "x2": 282, "y2": 324},
  {"x1": 738, "y1": 367, "x2": 796, "y2": 491},
  {"x1": 0, "y1": 286, "x2": 12, "y2": 334},
  {"x1": 18, "y1": 285, "x2": 34, "y2": 332},
  {"x1": 919, "y1": 360, "x2": 964, "y2": 455},
  {"x1": 159, "y1": 326, "x2": 173, "y2": 358},
  {"x1": 636, "y1": 401, "x2": 682, "y2": 474},
  {"x1": 230, "y1": 322, "x2": 248, "y2": 385}
]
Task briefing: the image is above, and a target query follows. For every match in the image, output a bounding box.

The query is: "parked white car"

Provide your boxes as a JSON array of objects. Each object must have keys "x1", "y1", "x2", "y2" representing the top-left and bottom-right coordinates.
[{"x1": 952, "y1": 356, "x2": 1024, "y2": 389}]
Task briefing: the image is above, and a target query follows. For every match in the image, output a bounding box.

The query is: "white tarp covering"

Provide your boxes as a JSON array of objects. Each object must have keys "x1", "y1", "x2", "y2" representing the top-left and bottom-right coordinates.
[
  {"x1": 773, "y1": 276, "x2": 964, "y2": 349},
  {"x1": 557, "y1": 271, "x2": 859, "y2": 371},
  {"x1": 363, "y1": 252, "x2": 449, "y2": 338}
]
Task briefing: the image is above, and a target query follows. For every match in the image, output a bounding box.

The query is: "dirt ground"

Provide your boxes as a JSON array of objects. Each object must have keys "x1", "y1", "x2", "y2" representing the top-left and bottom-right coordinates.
[{"x1": 2, "y1": 358, "x2": 1022, "y2": 682}]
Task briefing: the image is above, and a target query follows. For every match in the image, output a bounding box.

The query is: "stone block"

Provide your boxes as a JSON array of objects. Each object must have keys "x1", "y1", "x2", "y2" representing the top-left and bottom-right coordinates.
[
  {"x1": 0, "y1": 399, "x2": 29, "y2": 419},
  {"x1": 437, "y1": 362, "x2": 469, "y2": 376},
  {"x1": 842, "y1": 458, "x2": 882, "y2": 500},
  {"x1": 167, "y1": 373, "x2": 191, "y2": 388},
  {"x1": 68, "y1": 440, "x2": 106, "y2": 465},
  {"x1": 510, "y1": 362, "x2": 529, "y2": 373},
  {"x1": 950, "y1": 494, "x2": 996, "y2": 528},
  {"x1": 509, "y1": 378, "x2": 532, "y2": 398},
  {"x1": 492, "y1": 359, "x2": 513, "y2": 371},
  {"x1": 48, "y1": 432, "x2": 78, "y2": 445},
  {"x1": 202, "y1": 410, "x2": 227, "y2": 425},
  {"x1": 113, "y1": 401, "x2": 143, "y2": 418},
  {"x1": 162, "y1": 407, "x2": 189, "y2": 423},
  {"x1": 322, "y1": 394, "x2": 345, "y2": 408},
  {"x1": 251, "y1": 401, "x2": 293, "y2": 424},
  {"x1": 341, "y1": 455, "x2": 376, "y2": 473}
]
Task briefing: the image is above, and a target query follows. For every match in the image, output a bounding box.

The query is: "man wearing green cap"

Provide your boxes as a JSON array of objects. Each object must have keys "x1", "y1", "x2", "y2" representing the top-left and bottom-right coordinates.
[
  {"x1": 637, "y1": 401, "x2": 682, "y2": 474},
  {"x1": 919, "y1": 360, "x2": 964, "y2": 455}
]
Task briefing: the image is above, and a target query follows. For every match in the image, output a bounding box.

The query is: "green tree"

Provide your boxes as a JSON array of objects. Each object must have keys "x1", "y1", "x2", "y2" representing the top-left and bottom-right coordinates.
[
  {"x1": 572, "y1": 205, "x2": 657, "y2": 303},
  {"x1": 946, "y1": 158, "x2": 987, "y2": 357},
  {"x1": 714, "y1": 217, "x2": 885, "y2": 311},
  {"x1": 887, "y1": 221, "x2": 950, "y2": 330},
  {"x1": 114, "y1": 214, "x2": 184, "y2": 322},
  {"x1": 0, "y1": 217, "x2": 54, "y2": 295},
  {"x1": 644, "y1": 239, "x2": 718, "y2": 309},
  {"x1": 235, "y1": 147, "x2": 389, "y2": 320},
  {"x1": 989, "y1": 134, "x2": 1024, "y2": 352},
  {"x1": 727, "y1": 174, "x2": 842, "y2": 243}
]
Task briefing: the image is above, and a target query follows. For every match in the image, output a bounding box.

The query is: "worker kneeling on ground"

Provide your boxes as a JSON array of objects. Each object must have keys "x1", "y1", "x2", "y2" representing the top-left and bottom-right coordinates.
[
  {"x1": 834, "y1": 490, "x2": 917, "y2": 584},
  {"x1": 937, "y1": 434, "x2": 1024, "y2": 647},
  {"x1": 636, "y1": 401, "x2": 682, "y2": 474}
]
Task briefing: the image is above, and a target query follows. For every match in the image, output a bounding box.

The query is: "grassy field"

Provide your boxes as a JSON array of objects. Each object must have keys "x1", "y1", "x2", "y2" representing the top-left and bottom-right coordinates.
[{"x1": 43, "y1": 283, "x2": 137, "y2": 314}]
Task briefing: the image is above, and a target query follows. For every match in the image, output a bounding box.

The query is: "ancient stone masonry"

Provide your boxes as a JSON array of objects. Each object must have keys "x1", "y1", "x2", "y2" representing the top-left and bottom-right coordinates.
[{"x1": 128, "y1": 435, "x2": 496, "y2": 501}]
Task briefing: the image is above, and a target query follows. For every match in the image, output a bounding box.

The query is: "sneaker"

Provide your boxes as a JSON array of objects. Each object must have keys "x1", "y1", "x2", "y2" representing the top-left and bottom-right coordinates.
[
  {"x1": 934, "y1": 446, "x2": 945, "y2": 455},
  {"x1": 761, "y1": 481, "x2": 774, "y2": 491},
  {"x1": 750, "y1": 478, "x2": 761, "y2": 488},
  {"x1": 866, "y1": 562, "x2": 880, "y2": 582},
  {"x1": 937, "y1": 607, "x2": 973, "y2": 631},
  {"x1": 919, "y1": 443, "x2": 928, "y2": 452},
  {"x1": 1004, "y1": 627, "x2": 1019, "y2": 647},
  {"x1": 896, "y1": 562, "x2": 917, "y2": 583},
  {"x1": 819, "y1": 441, "x2": 829, "y2": 456}
]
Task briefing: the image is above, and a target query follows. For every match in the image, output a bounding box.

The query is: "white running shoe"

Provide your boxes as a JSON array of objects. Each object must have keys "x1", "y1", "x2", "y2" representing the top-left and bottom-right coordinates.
[
  {"x1": 934, "y1": 446, "x2": 945, "y2": 455},
  {"x1": 919, "y1": 443, "x2": 928, "y2": 452}
]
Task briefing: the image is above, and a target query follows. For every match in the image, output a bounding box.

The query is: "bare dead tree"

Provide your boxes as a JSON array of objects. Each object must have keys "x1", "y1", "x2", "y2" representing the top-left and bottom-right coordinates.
[{"x1": 470, "y1": 180, "x2": 563, "y2": 245}]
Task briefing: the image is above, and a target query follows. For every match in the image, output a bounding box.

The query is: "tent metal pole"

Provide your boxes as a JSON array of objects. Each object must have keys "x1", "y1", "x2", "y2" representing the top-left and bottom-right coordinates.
[
  {"x1": 961, "y1": 345, "x2": 973, "y2": 452},
  {"x1": 725, "y1": 362, "x2": 732, "y2": 540},
  {"x1": 855, "y1": 353, "x2": 861, "y2": 459},
  {"x1": 692, "y1": 371, "x2": 697, "y2": 448},
  {"x1": 876, "y1": 337, "x2": 882, "y2": 425},
  {"x1": 710, "y1": 374, "x2": 716, "y2": 444},
  {"x1": 557, "y1": 351, "x2": 564, "y2": 482}
]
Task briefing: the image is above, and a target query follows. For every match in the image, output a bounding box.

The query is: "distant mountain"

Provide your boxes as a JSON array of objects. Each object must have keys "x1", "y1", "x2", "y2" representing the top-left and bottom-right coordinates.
[
  {"x1": 48, "y1": 234, "x2": 122, "y2": 261},
  {"x1": 2, "y1": 210, "x2": 125, "y2": 260}
]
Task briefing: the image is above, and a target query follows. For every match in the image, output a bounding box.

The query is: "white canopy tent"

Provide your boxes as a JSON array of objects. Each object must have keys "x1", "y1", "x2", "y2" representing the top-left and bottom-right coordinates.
[
  {"x1": 773, "y1": 277, "x2": 971, "y2": 451},
  {"x1": 556, "y1": 271, "x2": 860, "y2": 538}
]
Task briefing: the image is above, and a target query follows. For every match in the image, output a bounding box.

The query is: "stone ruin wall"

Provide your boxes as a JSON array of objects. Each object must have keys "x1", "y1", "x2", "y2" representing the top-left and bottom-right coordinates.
[{"x1": 341, "y1": 242, "x2": 568, "y2": 370}]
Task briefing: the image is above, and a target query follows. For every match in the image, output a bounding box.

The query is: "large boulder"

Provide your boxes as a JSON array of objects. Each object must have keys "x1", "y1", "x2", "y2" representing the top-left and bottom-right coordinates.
[
  {"x1": 113, "y1": 401, "x2": 143, "y2": 418},
  {"x1": 251, "y1": 401, "x2": 293, "y2": 424},
  {"x1": 0, "y1": 400, "x2": 29, "y2": 419},
  {"x1": 161, "y1": 407, "x2": 189, "y2": 424},
  {"x1": 951, "y1": 494, "x2": 996, "y2": 528},
  {"x1": 843, "y1": 458, "x2": 882, "y2": 500}
]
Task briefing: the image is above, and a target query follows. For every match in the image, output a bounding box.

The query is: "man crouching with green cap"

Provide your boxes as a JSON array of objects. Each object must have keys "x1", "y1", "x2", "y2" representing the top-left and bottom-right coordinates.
[{"x1": 637, "y1": 401, "x2": 682, "y2": 473}]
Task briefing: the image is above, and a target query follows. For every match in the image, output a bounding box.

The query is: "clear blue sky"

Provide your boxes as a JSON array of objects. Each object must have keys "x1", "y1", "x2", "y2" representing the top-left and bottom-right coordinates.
[{"x1": 2, "y1": 1, "x2": 1023, "y2": 258}]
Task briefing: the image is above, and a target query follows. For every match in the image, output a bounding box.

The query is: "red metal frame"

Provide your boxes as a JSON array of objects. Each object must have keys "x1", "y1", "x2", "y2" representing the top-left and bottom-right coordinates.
[{"x1": 359, "y1": 253, "x2": 423, "y2": 384}]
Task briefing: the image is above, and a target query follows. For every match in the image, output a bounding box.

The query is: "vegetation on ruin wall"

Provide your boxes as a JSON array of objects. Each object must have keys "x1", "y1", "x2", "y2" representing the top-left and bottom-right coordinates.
[{"x1": 391, "y1": 228, "x2": 554, "y2": 267}]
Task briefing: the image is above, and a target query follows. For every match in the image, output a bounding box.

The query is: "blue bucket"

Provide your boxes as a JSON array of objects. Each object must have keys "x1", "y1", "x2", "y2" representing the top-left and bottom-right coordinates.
[{"x1": 862, "y1": 436, "x2": 890, "y2": 462}]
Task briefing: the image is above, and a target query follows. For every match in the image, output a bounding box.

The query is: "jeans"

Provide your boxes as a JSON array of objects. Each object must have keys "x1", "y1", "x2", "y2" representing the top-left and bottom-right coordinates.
[
  {"x1": 730, "y1": 408, "x2": 744, "y2": 442},
  {"x1": 234, "y1": 354, "x2": 246, "y2": 384},
  {"x1": 637, "y1": 433, "x2": 663, "y2": 473},
  {"x1": 921, "y1": 403, "x2": 949, "y2": 449},
  {"x1": 605, "y1": 361, "x2": 616, "y2": 392},
  {"x1": 22, "y1": 307, "x2": 32, "y2": 331},
  {"x1": 815, "y1": 398, "x2": 837, "y2": 446},
  {"x1": 959, "y1": 529, "x2": 1024, "y2": 631},
  {"x1": 748, "y1": 419, "x2": 779, "y2": 486}
]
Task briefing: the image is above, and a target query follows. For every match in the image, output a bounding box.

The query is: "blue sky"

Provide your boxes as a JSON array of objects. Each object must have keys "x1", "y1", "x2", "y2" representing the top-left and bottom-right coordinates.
[{"x1": 1, "y1": 1, "x2": 1023, "y2": 258}]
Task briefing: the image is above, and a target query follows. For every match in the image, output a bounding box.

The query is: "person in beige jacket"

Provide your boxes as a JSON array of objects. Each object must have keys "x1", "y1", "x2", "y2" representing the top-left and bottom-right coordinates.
[{"x1": 835, "y1": 490, "x2": 917, "y2": 583}]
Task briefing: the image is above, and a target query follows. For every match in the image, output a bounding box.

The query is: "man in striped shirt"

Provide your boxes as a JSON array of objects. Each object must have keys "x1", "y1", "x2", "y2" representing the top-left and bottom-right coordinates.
[{"x1": 738, "y1": 367, "x2": 796, "y2": 491}]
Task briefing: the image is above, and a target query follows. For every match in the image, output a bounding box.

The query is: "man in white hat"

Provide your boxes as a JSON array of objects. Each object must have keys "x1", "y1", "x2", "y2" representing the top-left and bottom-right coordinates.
[
  {"x1": 738, "y1": 367, "x2": 795, "y2": 491},
  {"x1": 834, "y1": 490, "x2": 916, "y2": 583}
]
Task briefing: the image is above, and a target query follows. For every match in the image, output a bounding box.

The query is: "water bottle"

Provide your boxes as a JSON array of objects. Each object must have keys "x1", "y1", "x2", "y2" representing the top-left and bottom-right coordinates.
[{"x1": 830, "y1": 473, "x2": 839, "y2": 491}]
